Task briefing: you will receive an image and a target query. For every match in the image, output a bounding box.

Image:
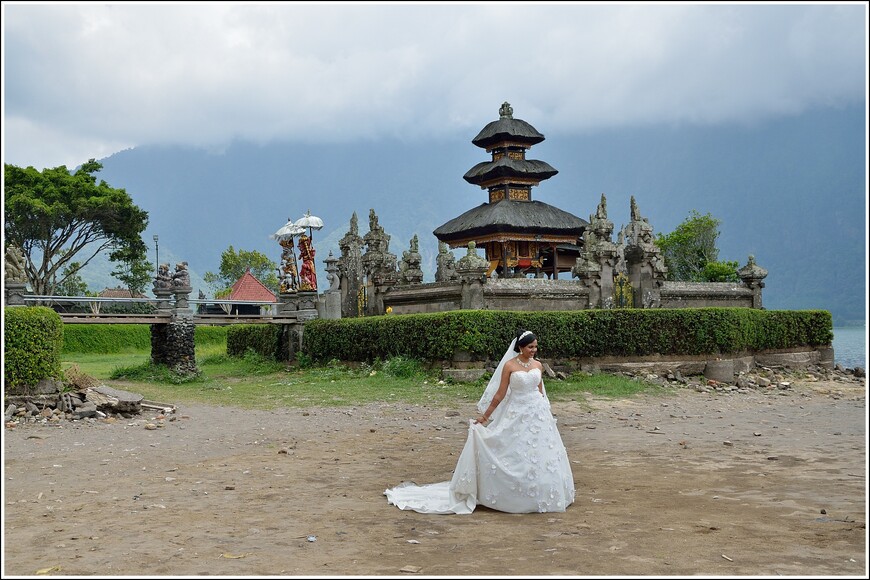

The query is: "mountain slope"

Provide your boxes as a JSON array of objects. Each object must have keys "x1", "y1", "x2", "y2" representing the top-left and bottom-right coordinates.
[{"x1": 89, "y1": 104, "x2": 866, "y2": 325}]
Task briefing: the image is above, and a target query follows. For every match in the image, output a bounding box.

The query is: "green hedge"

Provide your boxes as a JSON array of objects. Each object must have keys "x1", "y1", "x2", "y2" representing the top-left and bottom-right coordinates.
[
  {"x1": 62, "y1": 324, "x2": 228, "y2": 353},
  {"x1": 226, "y1": 324, "x2": 287, "y2": 361},
  {"x1": 301, "y1": 308, "x2": 833, "y2": 363},
  {"x1": 4, "y1": 306, "x2": 64, "y2": 391}
]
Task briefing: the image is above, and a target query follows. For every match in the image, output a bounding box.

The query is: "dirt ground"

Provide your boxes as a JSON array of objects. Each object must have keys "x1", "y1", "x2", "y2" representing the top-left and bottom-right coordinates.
[{"x1": 3, "y1": 377, "x2": 866, "y2": 578}]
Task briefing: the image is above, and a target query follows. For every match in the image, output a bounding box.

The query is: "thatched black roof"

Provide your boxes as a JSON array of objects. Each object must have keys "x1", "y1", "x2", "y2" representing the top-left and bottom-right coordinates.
[
  {"x1": 471, "y1": 117, "x2": 545, "y2": 149},
  {"x1": 463, "y1": 157, "x2": 558, "y2": 185},
  {"x1": 433, "y1": 200, "x2": 588, "y2": 242}
]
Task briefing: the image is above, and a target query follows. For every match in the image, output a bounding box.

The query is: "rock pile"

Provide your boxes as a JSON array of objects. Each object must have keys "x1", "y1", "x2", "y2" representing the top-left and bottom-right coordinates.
[
  {"x1": 4, "y1": 382, "x2": 174, "y2": 427},
  {"x1": 621, "y1": 363, "x2": 865, "y2": 395}
]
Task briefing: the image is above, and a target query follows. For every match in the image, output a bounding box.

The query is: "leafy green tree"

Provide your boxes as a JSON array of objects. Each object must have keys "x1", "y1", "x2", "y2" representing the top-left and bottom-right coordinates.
[
  {"x1": 656, "y1": 210, "x2": 738, "y2": 282},
  {"x1": 204, "y1": 245, "x2": 279, "y2": 295},
  {"x1": 699, "y1": 260, "x2": 740, "y2": 283},
  {"x1": 110, "y1": 243, "x2": 153, "y2": 296},
  {"x1": 54, "y1": 262, "x2": 90, "y2": 296},
  {"x1": 4, "y1": 160, "x2": 149, "y2": 296}
]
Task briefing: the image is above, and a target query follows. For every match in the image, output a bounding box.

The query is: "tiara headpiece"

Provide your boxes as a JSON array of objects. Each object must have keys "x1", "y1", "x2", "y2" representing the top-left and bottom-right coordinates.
[{"x1": 519, "y1": 330, "x2": 533, "y2": 341}]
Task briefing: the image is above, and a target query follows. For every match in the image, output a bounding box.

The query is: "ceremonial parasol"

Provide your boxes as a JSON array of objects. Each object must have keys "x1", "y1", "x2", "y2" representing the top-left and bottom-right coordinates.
[
  {"x1": 294, "y1": 209, "x2": 324, "y2": 240},
  {"x1": 270, "y1": 219, "x2": 305, "y2": 241}
]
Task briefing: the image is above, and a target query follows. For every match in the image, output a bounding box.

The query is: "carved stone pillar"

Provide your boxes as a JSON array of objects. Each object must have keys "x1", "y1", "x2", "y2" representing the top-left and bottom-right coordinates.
[
  {"x1": 621, "y1": 196, "x2": 666, "y2": 308},
  {"x1": 361, "y1": 209, "x2": 398, "y2": 316},
  {"x1": 320, "y1": 251, "x2": 342, "y2": 319},
  {"x1": 456, "y1": 242, "x2": 489, "y2": 310},
  {"x1": 737, "y1": 255, "x2": 768, "y2": 309},
  {"x1": 277, "y1": 293, "x2": 299, "y2": 315},
  {"x1": 4, "y1": 281, "x2": 28, "y2": 307},
  {"x1": 153, "y1": 287, "x2": 173, "y2": 314},
  {"x1": 172, "y1": 285, "x2": 193, "y2": 317},
  {"x1": 572, "y1": 193, "x2": 618, "y2": 308},
  {"x1": 338, "y1": 213, "x2": 365, "y2": 318}
]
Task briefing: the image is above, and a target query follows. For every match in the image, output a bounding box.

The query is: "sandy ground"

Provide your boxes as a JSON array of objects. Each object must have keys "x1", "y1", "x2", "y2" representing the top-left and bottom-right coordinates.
[{"x1": 2, "y1": 378, "x2": 866, "y2": 578}]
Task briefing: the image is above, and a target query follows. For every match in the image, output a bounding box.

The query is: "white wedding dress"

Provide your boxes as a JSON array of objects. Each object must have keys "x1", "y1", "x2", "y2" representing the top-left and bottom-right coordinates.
[{"x1": 385, "y1": 367, "x2": 575, "y2": 514}]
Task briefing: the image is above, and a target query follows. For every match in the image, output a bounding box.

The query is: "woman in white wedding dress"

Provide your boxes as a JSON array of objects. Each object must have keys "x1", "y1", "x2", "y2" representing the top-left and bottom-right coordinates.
[{"x1": 385, "y1": 330, "x2": 575, "y2": 514}]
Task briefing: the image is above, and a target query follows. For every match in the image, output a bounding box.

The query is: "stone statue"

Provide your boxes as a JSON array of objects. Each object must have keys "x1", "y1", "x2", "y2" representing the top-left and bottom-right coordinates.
[
  {"x1": 279, "y1": 237, "x2": 300, "y2": 293},
  {"x1": 595, "y1": 193, "x2": 608, "y2": 220},
  {"x1": 154, "y1": 263, "x2": 173, "y2": 289},
  {"x1": 4, "y1": 244, "x2": 27, "y2": 283},
  {"x1": 435, "y1": 241, "x2": 458, "y2": 282},
  {"x1": 630, "y1": 195, "x2": 640, "y2": 223},
  {"x1": 499, "y1": 101, "x2": 513, "y2": 119},
  {"x1": 172, "y1": 262, "x2": 191, "y2": 288},
  {"x1": 298, "y1": 234, "x2": 317, "y2": 291},
  {"x1": 398, "y1": 235, "x2": 423, "y2": 284},
  {"x1": 456, "y1": 241, "x2": 489, "y2": 271}
]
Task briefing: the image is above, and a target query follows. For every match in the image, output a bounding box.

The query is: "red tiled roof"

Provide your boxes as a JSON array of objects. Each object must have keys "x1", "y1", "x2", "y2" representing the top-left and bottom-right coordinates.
[
  {"x1": 99, "y1": 287, "x2": 148, "y2": 298},
  {"x1": 228, "y1": 268, "x2": 277, "y2": 302}
]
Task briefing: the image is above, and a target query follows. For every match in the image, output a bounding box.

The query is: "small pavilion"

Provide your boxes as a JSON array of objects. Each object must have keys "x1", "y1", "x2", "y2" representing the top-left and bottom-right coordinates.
[
  {"x1": 226, "y1": 268, "x2": 276, "y2": 315},
  {"x1": 433, "y1": 102, "x2": 587, "y2": 278}
]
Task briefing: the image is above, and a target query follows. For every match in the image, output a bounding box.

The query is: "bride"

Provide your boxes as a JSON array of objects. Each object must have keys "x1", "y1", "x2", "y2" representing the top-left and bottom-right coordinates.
[{"x1": 385, "y1": 329, "x2": 575, "y2": 514}]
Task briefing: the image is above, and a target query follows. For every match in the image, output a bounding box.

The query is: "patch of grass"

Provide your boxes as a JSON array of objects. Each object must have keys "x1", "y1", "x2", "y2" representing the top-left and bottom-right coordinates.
[
  {"x1": 62, "y1": 352, "x2": 152, "y2": 380},
  {"x1": 110, "y1": 362, "x2": 204, "y2": 384},
  {"x1": 381, "y1": 356, "x2": 426, "y2": 379},
  {"x1": 550, "y1": 371, "x2": 668, "y2": 400},
  {"x1": 61, "y1": 347, "x2": 668, "y2": 411}
]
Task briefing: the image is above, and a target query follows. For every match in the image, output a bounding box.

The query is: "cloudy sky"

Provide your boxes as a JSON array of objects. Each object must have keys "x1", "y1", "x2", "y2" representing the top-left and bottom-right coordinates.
[{"x1": 2, "y1": 2, "x2": 867, "y2": 171}]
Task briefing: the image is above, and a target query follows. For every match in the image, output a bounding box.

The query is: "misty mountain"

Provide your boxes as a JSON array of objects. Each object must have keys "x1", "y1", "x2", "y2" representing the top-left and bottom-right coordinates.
[{"x1": 85, "y1": 104, "x2": 865, "y2": 326}]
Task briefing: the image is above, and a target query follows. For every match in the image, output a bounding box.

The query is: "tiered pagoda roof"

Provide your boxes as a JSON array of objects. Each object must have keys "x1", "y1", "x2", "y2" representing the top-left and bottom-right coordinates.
[
  {"x1": 434, "y1": 200, "x2": 585, "y2": 245},
  {"x1": 434, "y1": 102, "x2": 586, "y2": 247}
]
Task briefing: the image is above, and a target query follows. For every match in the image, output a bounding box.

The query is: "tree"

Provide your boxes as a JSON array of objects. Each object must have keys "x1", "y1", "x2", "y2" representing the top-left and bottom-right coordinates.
[
  {"x1": 203, "y1": 245, "x2": 279, "y2": 296},
  {"x1": 110, "y1": 243, "x2": 153, "y2": 296},
  {"x1": 4, "y1": 160, "x2": 150, "y2": 296},
  {"x1": 656, "y1": 210, "x2": 738, "y2": 282},
  {"x1": 54, "y1": 262, "x2": 90, "y2": 296}
]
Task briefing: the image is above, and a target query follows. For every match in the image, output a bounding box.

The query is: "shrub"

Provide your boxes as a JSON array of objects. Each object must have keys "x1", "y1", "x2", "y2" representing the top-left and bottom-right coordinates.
[
  {"x1": 4, "y1": 306, "x2": 64, "y2": 391},
  {"x1": 302, "y1": 308, "x2": 832, "y2": 363},
  {"x1": 62, "y1": 324, "x2": 228, "y2": 353},
  {"x1": 62, "y1": 324, "x2": 151, "y2": 353},
  {"x1": 226, "y1": 324, "x2": 287, "y2": 361}
]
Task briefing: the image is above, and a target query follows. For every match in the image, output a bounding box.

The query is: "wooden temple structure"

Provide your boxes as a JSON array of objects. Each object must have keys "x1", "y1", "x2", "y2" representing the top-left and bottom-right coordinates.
[{"x1": 433, "y1": 102, "x2": 587, "y2": 278}]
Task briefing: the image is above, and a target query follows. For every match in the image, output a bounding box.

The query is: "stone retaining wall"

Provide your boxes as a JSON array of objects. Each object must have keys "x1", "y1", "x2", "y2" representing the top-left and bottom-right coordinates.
[{"x1": 441, "y1": 346, "x2": 838, "y2": 384}]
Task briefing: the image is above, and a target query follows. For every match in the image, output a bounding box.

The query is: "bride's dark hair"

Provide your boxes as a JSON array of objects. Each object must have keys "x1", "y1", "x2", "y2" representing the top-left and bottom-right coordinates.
[{"x1": 513, "y1": 330, "x2": 537, "y2": 352}]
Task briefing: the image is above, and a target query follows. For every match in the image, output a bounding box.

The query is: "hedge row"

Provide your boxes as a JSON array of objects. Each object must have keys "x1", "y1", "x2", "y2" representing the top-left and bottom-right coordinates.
[
  {"x1": 62, "y1": 324, "x2": 228, "y2": 354},
  {"x1": 226, "y1": 324, "x2": 288, "y2": 361},
  {"x1": 4, "y1": 306, "x2": 64, "y2": 390},
  {"x1": 301, "y1": 308, "x2": 833, "y2": 363}
]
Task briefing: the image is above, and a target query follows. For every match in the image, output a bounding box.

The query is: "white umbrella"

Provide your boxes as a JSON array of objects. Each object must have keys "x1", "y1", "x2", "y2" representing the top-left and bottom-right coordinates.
[
  {"x1": 294, "y1": 209, "x2": 324, "y2": 239},
  {"x1": 270, "y1": 219, "x2": 305, "y2": 241}
]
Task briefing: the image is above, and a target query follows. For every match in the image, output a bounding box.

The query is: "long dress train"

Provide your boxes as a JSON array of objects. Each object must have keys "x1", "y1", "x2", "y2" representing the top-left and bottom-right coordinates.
[{"x1": 385, "y1": 367, "x2": 575, "y2": 514}]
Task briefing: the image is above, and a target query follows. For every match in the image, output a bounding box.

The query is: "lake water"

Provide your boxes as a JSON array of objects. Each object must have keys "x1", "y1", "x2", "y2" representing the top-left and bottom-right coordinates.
[{"x1": 833, "y1": 326, "x2": 866, "y2": 370}]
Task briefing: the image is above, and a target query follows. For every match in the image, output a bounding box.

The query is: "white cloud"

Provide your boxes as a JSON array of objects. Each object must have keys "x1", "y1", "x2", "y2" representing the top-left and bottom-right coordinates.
[{"x1": 2, "y1": 2, "x2": 866, "y2": 169}]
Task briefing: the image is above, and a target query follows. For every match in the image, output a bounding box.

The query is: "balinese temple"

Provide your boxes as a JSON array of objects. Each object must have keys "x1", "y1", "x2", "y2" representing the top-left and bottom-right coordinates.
[{"x1": 433, "y1": 102, "x2": 587, "y2": 278}]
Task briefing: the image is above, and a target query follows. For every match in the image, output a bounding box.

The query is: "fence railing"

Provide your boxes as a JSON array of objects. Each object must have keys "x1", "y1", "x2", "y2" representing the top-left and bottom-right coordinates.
[{"x1": 21, "y1": 295, "x2": 295, "y2": 323}]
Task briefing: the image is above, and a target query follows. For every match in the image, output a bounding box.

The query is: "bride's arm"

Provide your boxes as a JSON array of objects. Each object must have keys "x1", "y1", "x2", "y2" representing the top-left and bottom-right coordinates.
[{"x1": 476, "y1": 365, "x2": 512, "y2": 423}]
